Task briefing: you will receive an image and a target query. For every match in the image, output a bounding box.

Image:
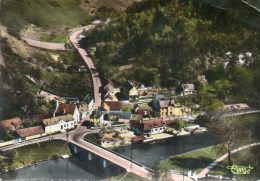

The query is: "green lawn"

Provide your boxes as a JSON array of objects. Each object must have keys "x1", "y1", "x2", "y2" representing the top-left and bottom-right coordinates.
[
  {"x1": 5, "y1": 141, "x2": 70, "y2": 171},
  {"x1": 158, "y1": 146, "x2": 225, "y2": 172}
]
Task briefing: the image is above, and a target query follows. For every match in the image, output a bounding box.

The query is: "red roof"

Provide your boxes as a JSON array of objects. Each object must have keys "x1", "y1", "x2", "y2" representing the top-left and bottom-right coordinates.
[
  {"x1": 56, "y1": 103, "x2": 76, "y2": 115},
  {"x1": 143, "y1": 118, "x2": 166, "y2": 131},
  {"x1": 103, "y1": 101, "x2": 122, "y2": 111},
  {"x1": 16, "y1": 126, "x2": 44, "y2": 138},
  {"x1": 0, "y1": 117, "x2": 22, "y2": 129}
]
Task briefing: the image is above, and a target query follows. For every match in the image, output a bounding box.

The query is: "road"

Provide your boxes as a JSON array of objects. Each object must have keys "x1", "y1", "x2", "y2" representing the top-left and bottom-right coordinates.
[
  {"x1": 69, "y1": 25, "x2": 102, "y2": 109},
  {"x1": 197, "y1": 142, "x2": 260, "y2": 178},
  {"x1": 21, "y1": 37, "x2": 68, "y2": 51}
]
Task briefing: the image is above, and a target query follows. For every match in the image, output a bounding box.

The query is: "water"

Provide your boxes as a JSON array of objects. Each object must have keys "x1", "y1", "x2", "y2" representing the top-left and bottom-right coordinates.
[{"x1": 2, "y1": 133, "x2": 219, "y2": 180}]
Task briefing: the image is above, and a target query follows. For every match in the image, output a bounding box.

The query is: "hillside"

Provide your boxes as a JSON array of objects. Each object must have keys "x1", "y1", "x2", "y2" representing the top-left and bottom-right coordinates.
[{"x1": 80, "y1": 0, "x2": 260, "y2": 108}]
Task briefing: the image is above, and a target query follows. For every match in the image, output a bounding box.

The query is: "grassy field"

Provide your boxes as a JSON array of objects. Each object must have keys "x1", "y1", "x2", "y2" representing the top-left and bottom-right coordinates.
[
  {"x1": 158, "y1": 146, "x2": 225, "y2": 172},
  {"x1": 0, "y1": 0, "x2": 90, "y2": 31},
  {"x1": 5, "y1": 141, "x2": 70, "y2": 171},
  {"x1": 39, "y1": 33, "x2": 68, "y2": 43},
  {"x1": 210, "y1": 145, "x2": 260, "y2": 180}
]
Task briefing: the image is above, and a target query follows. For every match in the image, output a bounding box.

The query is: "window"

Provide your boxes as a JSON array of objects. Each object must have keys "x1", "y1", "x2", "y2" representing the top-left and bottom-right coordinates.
[
  {"x1": 61, "y1": 125, "x2": 63, "y2": 129},
  {"x1": 160, "y1": 127, "x2": 162, "y2": 130}
]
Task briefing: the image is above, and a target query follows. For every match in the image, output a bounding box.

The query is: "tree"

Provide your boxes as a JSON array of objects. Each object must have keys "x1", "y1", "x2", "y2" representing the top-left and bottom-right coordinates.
[
  {"x1": 208, "y1": 117, "x2": 247, "y2": 165},
  {"x1": 175, "y1": 119, "x2": 185, "y2": 131}
]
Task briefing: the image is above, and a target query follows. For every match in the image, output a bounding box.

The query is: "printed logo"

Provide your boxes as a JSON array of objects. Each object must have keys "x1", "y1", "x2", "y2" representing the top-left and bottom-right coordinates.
[{"x1": 226, "y1": 164, "x2": 253, "y2": 175}]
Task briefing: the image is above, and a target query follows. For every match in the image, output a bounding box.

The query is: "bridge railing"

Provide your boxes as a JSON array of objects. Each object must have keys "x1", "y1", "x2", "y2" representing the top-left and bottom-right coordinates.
[{"x1": 84, "y1": 138, "x2": 154, "y2": 172}]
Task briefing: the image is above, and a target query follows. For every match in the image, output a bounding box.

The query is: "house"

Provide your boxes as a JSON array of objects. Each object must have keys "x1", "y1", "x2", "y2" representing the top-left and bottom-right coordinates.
[
  {"x1": 157, "y1": 100, "x2": 184, "y2": 117},
  {"x1": 131, "y1": 118, "x2": 167, "y2": 136},
  {"x1": 103, "y1": 80, "x2": 120, "y2": 101},
  {"x1": 80, "y1": 95, "x2": 94, "y2": 119},
  {"x1": 223, "y1": 103, "x2": 250, "y2": 111},
  {"x1": 133, "y1": 104, "x2": 152, "y2": 118},
  {"x1": 43, "y1": 114, "x2": 76, "y2": 134},
  {"x1": 0, "y1": 117, "x2": 22, "y2": 131},
  {"x1": 123, "y1": 81, "x2": 144, "y2": 101},
  {"x1": 102, "y1": 101, "x2": 122, "y2": 112},
  {"x1": 16, "y1": 126, "x2": 44, "y2": 138},
  {"x1": 181, "y1": 84, "x2": 195, "y2": 96},
  {"x1": 54, "y1": 103, "x2": 80, "y2": 124}
]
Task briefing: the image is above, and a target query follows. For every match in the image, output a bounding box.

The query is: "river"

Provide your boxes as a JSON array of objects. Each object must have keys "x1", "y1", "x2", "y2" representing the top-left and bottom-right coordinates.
[{"x1": 2, "y1": 133, "x2": 219, "y2": 180}]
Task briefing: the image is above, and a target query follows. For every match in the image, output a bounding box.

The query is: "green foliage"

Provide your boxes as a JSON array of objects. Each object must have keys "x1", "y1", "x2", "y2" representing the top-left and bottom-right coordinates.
[
  {"x1": 175, "y1": 119, "x2": 185, "y2": 131},
  {"x1": 0, "y1": 0, "x2": 91, "y2": 31},
  {"x1": 80, "y1": 0, "x2": 260, "y2": 108}
]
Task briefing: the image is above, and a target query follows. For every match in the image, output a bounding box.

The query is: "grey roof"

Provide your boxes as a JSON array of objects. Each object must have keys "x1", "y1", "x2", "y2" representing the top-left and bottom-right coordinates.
[
  {"x1": 182, "y1": 84, "x2": 195, "y2": 91},
  {"x1": 159, "y1": 99, "x2": 175, "y2": 107}
]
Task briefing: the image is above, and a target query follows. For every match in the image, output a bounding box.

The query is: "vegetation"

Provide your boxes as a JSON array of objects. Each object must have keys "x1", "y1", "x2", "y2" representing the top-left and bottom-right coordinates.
[
  {"x1": 81, "y1": 0, "x2": 260, "y2": 108},
  {"x1": 0, "y1": 0, "x2": 90, "y2": 31},
  {"x1": 208, "y1": 117, "x2": 248, "y2": 165},
  {"x1": 0, "y1": 41, "x2": 92, "y2": 120},
  {"x1": 210, "y1": 145, "x2": 260, "y2": 180},
  {"x1": 40, "y1": 33, "x2": 67, "y2": 43},
  {"x1": 158, "y1": 145, "x2": 225, "y2": 172},
  {"x1": 0, "y1": 141, "x2": 70, "y2": 173}
]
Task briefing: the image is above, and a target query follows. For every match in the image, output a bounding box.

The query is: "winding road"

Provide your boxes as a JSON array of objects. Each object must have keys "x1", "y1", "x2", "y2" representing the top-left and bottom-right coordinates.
[
  {"x1": 22, "y1": 24, "x2": 102, "y2": 109},
  {"x1": 68, "y1": 25, "x2": 102, "y2": 109}
]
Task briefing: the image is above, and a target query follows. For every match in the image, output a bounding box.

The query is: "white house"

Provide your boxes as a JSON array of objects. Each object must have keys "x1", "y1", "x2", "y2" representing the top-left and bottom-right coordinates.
[
  {"x1": 181, "y1": 84, "x2": 195, "y2": 96},
  {"x1": 54, "y1": 103, "x2": 80, "y2": 124},
  {"x1": 43, "y1": 114, "x2": 76, "y2": 134}
]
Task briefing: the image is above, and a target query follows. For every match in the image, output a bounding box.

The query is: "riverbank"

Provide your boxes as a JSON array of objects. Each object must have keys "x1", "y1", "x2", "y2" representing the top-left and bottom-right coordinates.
[{"x1": 0, "y1": 140, "x2": 70, "y2": 174}]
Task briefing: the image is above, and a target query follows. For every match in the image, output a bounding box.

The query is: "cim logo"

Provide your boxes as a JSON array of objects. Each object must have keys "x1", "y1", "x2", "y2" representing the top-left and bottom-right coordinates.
[{"x1": 227, "y1": 164, "x2": 254, "y2": 175}]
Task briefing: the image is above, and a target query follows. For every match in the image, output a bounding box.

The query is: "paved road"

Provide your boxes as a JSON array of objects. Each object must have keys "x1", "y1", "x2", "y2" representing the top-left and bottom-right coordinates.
[
  {"x1": 197, "y1": 142, "x2": 260, "y2": 178},
  {"x1": 69, "y1": 25, "x2": 102, "y2": 109},
  {"x1": 0, "y1": 133, "x2": 66, "y2": 152},
  {"x1": 21, "y1": 37, "x2": 68, "y2": 51}
]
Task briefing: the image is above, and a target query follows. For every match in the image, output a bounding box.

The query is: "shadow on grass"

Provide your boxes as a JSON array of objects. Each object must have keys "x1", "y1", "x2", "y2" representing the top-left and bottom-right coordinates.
[{"x1": 169, "y1": 156, "x2": 215, "y2": 171}]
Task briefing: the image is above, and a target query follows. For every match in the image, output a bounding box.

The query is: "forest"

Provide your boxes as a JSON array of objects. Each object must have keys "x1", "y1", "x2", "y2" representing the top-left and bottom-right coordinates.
[{"x1": 81, "y1": 0, "x2": 260, "y2": 109}]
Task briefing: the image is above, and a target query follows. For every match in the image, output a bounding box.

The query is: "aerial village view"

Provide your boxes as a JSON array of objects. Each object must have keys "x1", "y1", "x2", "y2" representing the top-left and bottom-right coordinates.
[{"x1": 0, "y1": 0, "x2": 260, "y2": 180}]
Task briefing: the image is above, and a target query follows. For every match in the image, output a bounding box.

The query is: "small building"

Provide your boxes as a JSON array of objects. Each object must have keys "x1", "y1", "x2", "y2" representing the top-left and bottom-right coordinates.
[
  {"x1": 158, "y1": 100, "x2": 184, "y2": 117},
  {"x1": 102, "y1": 101, "x2": 123, "y2": 112},
  {"x1": 16, "y1": 126, "x2": 44, "y2": 138},
  {"x1": 133, "y1": 104, "x2": 152, "y2": 118},
  {"x1": 181, "y1": 84, "x2": 195, "y2": 96},
  {"x1": 223, "y1": 103, "x2": 250, "y2": 111},
  {"x1": 123, "y1": 81, "x2": 144, "y2": 101},
  {"x1": 0, "y1": 117, "x2": 22, "y2": 131},
  {"x1": 43, "y1": 114, "x2": 76, "y2": 134},
  {"x1": 103, "y1": 80, "x2": 120, "y2": 101},
  {"x1": 131, "y1": 118, "x2": 167, "y2": 136},
  {"x1": 54, "y1": 103, "x2": 80, "y2": 124},
  {"x1": 80, "y1": 95, "x2": 94, "y2": 119}
]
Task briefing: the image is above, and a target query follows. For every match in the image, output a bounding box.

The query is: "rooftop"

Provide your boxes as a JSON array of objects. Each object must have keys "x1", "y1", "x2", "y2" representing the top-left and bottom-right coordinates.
[
  {"x1": 16, "y1": 126, "x2": 44, "y2": 138},
  {"x1": 43, "y1": 114, "x2": 73, "y2": 126},
  {"x1": 0, "y1": 117, "x2": 22, "y2": 128}
]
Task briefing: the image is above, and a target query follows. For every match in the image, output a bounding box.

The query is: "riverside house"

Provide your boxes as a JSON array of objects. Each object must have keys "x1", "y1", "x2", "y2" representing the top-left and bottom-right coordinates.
[
  {"x1": 153, "y1": 99, "x2": 184, "y2": 117},
  {"x1": 43, "y1": 114, "x2": 75, "y2": 134},
  {"x1": 131, "y1": 118, "x2": 167, "y2": 136},
  {"x1": 54, "y1": 103, "x2": 80, "y2": 124}
]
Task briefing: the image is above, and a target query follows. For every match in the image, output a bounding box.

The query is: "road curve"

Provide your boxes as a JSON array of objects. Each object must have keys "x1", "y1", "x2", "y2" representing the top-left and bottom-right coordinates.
[
  {"x1": 197, "y1": 142, "x2": 260, "y2": 178},
  {"x1": 21, "y1": 37, "x2": 68, "y2": 51},
  {"x1": 69, "y1": 25, "x2": 102, "y2": 109}
]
